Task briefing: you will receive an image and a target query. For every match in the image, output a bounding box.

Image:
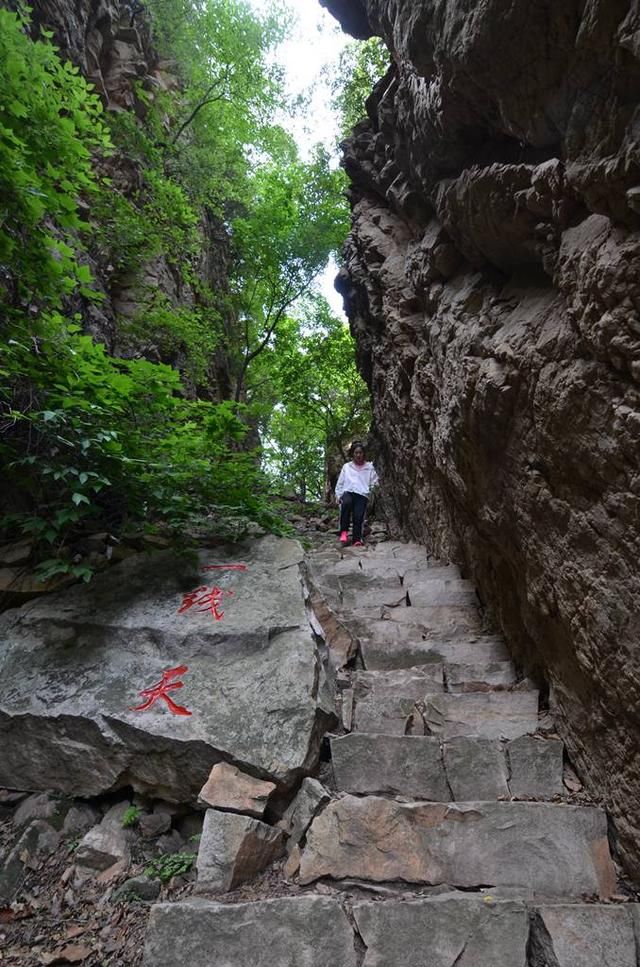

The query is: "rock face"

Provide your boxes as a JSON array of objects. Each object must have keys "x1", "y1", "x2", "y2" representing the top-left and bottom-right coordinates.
[
  {"x1": 0, "y1": 536, "x2": 335, "y2": 800},
  {"x1": 326, "y1": 0, "x2": 640, "y2": 876}
]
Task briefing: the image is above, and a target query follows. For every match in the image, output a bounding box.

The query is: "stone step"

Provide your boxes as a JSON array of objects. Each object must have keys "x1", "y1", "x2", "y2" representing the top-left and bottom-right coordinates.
[
  {"x1": 143, "y1": 896, "x2": 359, "y2": 966},
  {"x1": 360, "y1": 634, "x2": 510, "y2": 671},
  {"x1": 352, "y1": 897, "x2": 640, "y2": 967},
  {"x1": 352, "y1": 661, "x2": 520, "y2": 709},
  {"x1": 344, "y1": 605, "x2": 484, "y2": 638},
  {"x1": 331, "y1": 734, "x2": 564, "y2": 800},
  {"x1": 314, "y1": 555, "x2": 461, "y2": 583},
  {"x1": 445, "y1": 660, "x2": 518, "y2": 690},
  {"x1": 353, "y1": 895, "x2": 527, "y2": 966},
  {"x1": 354, "y1": 665, "x2": 445, "y2": 698},
  {"x1": 143, "y1": 894, "x2": 640, "y2": 967},
  {"x1": 298, "y1": 797, "x2": 616, "y2": 898},
  {"x1": 421, "y1": 691, "x2": 540, "y2": 740},
  {"x1": 529, "y1": 903, "x2": 640, "y2": 966},
  {"x1": 338, "y1": 567, "x2": 468, "y2": 600},
  {"x1": 340, "y1": 586, "x2": 478, "y2": 609}
]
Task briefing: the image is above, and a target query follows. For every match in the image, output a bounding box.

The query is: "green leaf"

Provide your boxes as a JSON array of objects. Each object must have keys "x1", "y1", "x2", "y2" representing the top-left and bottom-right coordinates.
[{"x1": 71, "y1": 492, "x2": 90, "y2": 506}]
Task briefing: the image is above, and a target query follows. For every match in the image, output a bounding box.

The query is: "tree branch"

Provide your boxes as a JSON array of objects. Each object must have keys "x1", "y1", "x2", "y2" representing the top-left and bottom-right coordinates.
[{"x1": 170, "y1": 75, "x2": 229, "y2": 145}]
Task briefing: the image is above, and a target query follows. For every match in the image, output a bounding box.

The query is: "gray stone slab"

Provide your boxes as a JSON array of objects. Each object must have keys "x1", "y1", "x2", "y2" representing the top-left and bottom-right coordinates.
[
  {"x1": 402, "y1": 565, "x2": 463, "y2": 584},
  {"x1": 445, "y1": 661, "x2": 518, "y2": 690},
  {"x1": 425, "y1": 692, "x2": 539, "y2": 740},
  {"x1": 355, "y1": 665, "x2": 445, "y2": 700},
  {"x1": 354, "y1": 695, "x2": 418, "y2": 734},
  {"x1": 530, "y1": 904, "x2": 638, "y2": 967},
  {"x1": 0, "y1": 537, "x2": 335, "y2": 799},
  {"x1": 331, "y1": 733, "x2": 450, "y2": 799},
  {"x1": 143, "y1": 896, "x2": 359, "y2": 967},
  {"x1": 354, "y1": 896, "x2": 528, "y2": 967},
  {"x1": 195, "y1": 809, "x2": 284, "y2": 893},
  {"x1": 405, "y1": 586, "x2": 479, "y2": 607},
  {"x1": 508, "y1": 736, "x2": 564, "y2": 798},
  {"x1": 299, "y1": 797, "x2": 615, "y2": 897},
  {"x1": 444, "y1": 736, "x2": 510, "y2": 799},
  {"x1": 346, "y1": 605, "x2": 483, "y2": 637},
  {"x1": 336, "y1": 566, "x2": 463, "y2": 593},
  {"x1": 340, "y1": 588, "x2": 408, "y2": 609},
  {"x1": 360, "y1": 634, "x2": 509, "y2": 671},
  {"x1": 340, "y1": 584, "x2": 477, "y2": 609}
]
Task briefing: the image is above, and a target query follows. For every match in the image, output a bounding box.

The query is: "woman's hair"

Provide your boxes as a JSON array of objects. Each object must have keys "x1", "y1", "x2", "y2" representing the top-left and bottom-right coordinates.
[{"x1": 349, "y1": 441, "x2": 365, "y2": 456}]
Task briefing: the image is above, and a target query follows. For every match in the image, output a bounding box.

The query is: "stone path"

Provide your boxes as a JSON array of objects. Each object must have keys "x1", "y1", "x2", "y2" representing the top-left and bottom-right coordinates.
[{"x1": 143, "y1": 541, "x2": 640, "y2": 966}]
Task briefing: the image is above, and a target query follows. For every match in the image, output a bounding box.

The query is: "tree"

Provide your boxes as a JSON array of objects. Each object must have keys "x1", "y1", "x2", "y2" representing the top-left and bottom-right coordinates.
[
  {"x1": 230, "y1": 144, "x2": 349, "y2": 401},
  {"x1": 261, "y1": 299, "x2": 371, "y2": 501}
]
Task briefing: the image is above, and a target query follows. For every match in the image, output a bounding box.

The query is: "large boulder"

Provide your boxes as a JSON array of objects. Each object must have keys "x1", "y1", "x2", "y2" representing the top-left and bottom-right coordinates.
[{"x1": 0, "y1": 537, "x2": 335, "y2": 801}]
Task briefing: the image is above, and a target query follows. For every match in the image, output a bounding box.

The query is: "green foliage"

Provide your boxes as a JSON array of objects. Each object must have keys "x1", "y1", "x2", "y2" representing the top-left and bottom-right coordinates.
[
  {"x1": 1, "y1": 315, "x2": 278, "y2": 574},
  {"x1": 122, "y1": 805, "x2": 143, "y2": 828},
  {"x1": 145, "y1": 0, "x2": 288, "y2": 210},
  {"x1": 331, "y1": 38, "x2": 391, "y2": 138},
  {"x1": 261, "y1": 299, "x2": 371, "y2": 500},
  {"x1": 0, "y1": 1, "x2": 357, "y2": 568},
  {"x1": 119, "y1": 296, "x2": 221, "y2": 384},
  {"x1": 232, "y1": 144, "x2": 349, "y2": 399},
  {"x1": 145, "y1": 851, "x2": 196, "y2": 883},
  {"x1": 0, "y1": 8, "x2": 111, "y2": 307}
]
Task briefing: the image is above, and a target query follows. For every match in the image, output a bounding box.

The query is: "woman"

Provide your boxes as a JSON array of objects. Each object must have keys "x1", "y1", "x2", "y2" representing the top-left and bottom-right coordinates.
[{"x1": 335, "y1": 442, "x2": 379, "y2": 546}]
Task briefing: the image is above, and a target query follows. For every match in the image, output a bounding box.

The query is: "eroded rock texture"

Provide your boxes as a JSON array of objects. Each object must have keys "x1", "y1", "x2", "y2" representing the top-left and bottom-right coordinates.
[{"x1": 326, "y1": 0, "x2": 640, "y2": 875}]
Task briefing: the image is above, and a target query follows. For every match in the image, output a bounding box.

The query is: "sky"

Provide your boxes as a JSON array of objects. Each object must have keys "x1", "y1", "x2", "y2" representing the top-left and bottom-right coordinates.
[{"x1": 247, "y1": 0, "x2": 350, "y2": 317}]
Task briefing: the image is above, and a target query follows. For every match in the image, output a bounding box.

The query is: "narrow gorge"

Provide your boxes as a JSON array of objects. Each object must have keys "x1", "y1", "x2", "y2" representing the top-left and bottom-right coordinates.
[{"x1": 1, "y1": 0, "x2": 640, "y2": 964}]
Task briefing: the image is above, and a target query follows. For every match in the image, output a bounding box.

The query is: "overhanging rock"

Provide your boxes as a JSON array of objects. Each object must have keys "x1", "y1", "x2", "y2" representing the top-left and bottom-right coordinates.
[{"x1": 0, "y1": 536, "x2": 335, "y2": 801}]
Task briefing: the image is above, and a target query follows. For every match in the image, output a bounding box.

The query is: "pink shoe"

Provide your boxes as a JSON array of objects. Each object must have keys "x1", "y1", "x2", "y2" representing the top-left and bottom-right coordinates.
[
  {"x1": 339, "y1": 531, "x2": 348, "y2": 544},
  {"x1": 353, "y1": 540, "x2": 364, "y2": 547}
]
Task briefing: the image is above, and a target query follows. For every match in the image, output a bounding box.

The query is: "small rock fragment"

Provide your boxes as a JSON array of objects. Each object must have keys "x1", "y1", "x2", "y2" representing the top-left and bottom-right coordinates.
[
  {"x1": 279, "y1": 778, "x2": 331, "y2": 850},
  {"x1": 76, "y1": 819, "x2": 130, "y2": 872},
  {"x1": 198, "y1": 763, "x2": 276, "y2": 818},
  {"x1": 113, "y1": 876, "x2": 162, "y2": 902},
  {"x1": 13, "y1": 792, "x2": 67, "y2": 829},
  {"x1": 139, "y1": 812, "x2": 172, "y2": 839},
  {"x1": 156, "y1": 830, "x2": 185, "y2": 855},
  {"x1": 284, "y1": 844, "x2": 302, "y2": 880},
  {"x1": 63, "y1": 804, "x2": 100, "y2": 836}
]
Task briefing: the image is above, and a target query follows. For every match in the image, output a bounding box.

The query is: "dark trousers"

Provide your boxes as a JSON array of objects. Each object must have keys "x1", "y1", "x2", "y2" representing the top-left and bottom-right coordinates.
[{"x1": 340, "y1": 491, "x2": 368, "y2": 542}]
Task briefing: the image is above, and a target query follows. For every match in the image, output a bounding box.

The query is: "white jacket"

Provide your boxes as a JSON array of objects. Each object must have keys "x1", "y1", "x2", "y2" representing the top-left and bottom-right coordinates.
[{"x1": 335, "y1": 461, "x2": 379, "y2": 499}]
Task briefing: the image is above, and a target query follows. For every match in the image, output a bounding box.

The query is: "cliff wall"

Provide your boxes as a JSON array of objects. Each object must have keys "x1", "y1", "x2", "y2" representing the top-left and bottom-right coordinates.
[{"x1": 324, "y1": 0, "x2": 640, "y2": 876}]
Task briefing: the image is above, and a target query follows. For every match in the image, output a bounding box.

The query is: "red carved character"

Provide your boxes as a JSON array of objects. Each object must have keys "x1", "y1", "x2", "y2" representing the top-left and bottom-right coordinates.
[
  {"x1": 202, "y1": 564, "x2": 247, "y2": 572},
  {"x1": 178, "y1": 585, "x2": 234, "y2": 620},
  {"x1": 130, "y1": 665, "x2": 192, "y2": 716}
]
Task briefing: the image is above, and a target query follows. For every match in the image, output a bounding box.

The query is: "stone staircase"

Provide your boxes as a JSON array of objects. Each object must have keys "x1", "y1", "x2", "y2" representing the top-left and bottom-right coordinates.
[{"x1": 143, "y1": 542, "x2": 639, "y2": 966}]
